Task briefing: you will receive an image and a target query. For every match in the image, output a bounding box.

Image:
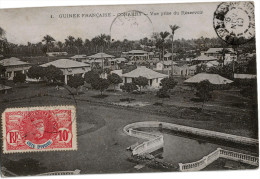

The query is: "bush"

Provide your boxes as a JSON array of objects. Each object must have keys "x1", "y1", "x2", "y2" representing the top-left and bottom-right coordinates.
[
  {"x1": 13, "y1": 72, "x2": 26, "y2": 83},
  {"x1": 156, "y1": 88, "x2": 170, "y2": 98}
]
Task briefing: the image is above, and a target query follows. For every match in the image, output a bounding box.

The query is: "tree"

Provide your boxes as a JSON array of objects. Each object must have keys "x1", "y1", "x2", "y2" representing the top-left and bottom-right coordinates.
[
  {"x1": 216, "y1": 48, "x2": 232, "y2": 66},
  {"x1": 195, "y1": 80, "x2": 213, "y2": 110},
  {"x1": 169, "y1": 25, "x2": 180, "y2": 71},
  {"x1": 161, "y1": 77, "x2": 177, "y2": 91},
  {"x1": 84, "y1": 70, "x2": 100, "y2": 85},
  {"x1": 133, "y1": 76, "x2": 148, "y2": 92},
  {"x1": 159, "y1": 31, "x2": 170, "y2": 60},
  {"x1": 0, "y1": 27, "x2": 5, "y2": 38},
  {"x1": 91, "y1": 78, "x2": 110, "y2": 95},
  {"x1": 27, "y1": 66, "x2": 45, "y2": 81},
  {"x1": 107, "y1": 73, "x2": 123, "y2": 91},
  {"x1": 0, "y1": 27, "x2": 6, "y2": 53},
  {"x1": 13, "y1": 72, "x2": 26, "y2": 84},
  {"x1": 67, "y1": 75, "x2": 84, "y2": 95},
  {"x1": 43, "y1": 65, "x2": 63, "y2": 83},
  {"x1": 0, "y1": 64, "x2": 6, "y2": 77},
  {"x1": 120, "y1": 82, "x2": 138, "y2": 93},
  {"x1": 156, "y1": 88, "x2": 170, "y2": 98},
  {"x1": 42, "y1": 35, "x2": 55, "y2": 52}
]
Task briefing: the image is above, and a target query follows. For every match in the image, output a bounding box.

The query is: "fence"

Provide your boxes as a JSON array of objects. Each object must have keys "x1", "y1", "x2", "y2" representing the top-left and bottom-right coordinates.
[
  {"x1": 37, "y1": 169, "x2": 81, "y2": 176},
  {"x1": 126, "y1": 128, "x2": 164, "y2": 155},
  {"x1": 179, "y1": 148, "x2": 258, "y2": 172},
  {"x1": 123, "y1": 121, "x2": 258, "y2": 146}
]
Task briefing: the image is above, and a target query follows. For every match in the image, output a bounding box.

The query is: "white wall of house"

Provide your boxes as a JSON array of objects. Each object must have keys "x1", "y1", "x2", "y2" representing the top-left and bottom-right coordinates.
[
  {"x1": 122, "y1": 77, "x2": 163, "y2": 88},
  {"x1": 61, "y1": 66, "x2": 91, "y2": 84},
  {"x1": 5, "y1": 65, "x2": 31, "y2": 80},
  {"x1": 224, "y1": 54, "x2": 237, "y2": 65},
  {"x1": 156, "y1": 62, "x2": 164, "y2": 71}
]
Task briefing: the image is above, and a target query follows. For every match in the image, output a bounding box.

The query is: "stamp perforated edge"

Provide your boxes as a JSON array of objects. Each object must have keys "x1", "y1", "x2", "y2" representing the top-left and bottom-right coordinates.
[{"x1": 2, "y1": 105, "x2": 78, "y2": 154}]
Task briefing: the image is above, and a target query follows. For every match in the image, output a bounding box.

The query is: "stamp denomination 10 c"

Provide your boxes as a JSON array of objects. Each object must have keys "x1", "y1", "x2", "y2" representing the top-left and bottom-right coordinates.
[{"x1": 2, "y1": 106, "x2": 77, "y2": 153}]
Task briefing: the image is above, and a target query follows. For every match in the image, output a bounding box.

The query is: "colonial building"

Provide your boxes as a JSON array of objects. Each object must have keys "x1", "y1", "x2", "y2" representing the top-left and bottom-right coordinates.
[
  {"x1": 123, "y1": 50, "x2": 149, "y2": 60},
  {"x1": 204, "y1": 48, "x2": 237, "y2": 64},
  {"x1": 172, "y1": 65, "x2": 194, "y2": 76},
  {"x1": 192, "y1": 54, "x2": 218, "y2": 64},
  {"x1": 0, "y1": 57, "x2": 31, "y2": 80},
  {"x1": 70, "y1": 54, "x2": 87, "y2": 61},
  {"x1": 184, "y1": 73, "x2": 233, "y2": 85},
  {"x1": 155, "y1": 61, "x2": 177, "y2": 71},
  {"x1": 46, "y1": 52, "x2": 68, "y2": 57},
  {"x1": 41, "y1": 59, "x2": 91, "y2": 84},
  {"x1": 163, "y1": 52, "x2": 177, "y2": 61},
  {"x1": 122, "y1": 66, "x2": 168, "y2": 88},
  {"x1": 85, "y1": 53, "x2": 116, "y2": 69}
]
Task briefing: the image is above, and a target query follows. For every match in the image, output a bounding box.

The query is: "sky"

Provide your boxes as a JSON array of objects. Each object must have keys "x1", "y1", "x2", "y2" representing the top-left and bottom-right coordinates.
[{"x1": 0, "y1": 2, "x2": 221, "y2": 44}]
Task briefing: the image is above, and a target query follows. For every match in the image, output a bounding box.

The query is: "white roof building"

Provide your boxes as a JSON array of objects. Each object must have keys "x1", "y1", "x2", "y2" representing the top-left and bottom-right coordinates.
[
  {"x1": 87, "y1": 53, "x2": 114, "y2": 59},
  {"x1": 122, "y1": 66, "x2": 168, "y2": 88},
  {"x1": 0, "y1": 57, "x2": 31, "y2": 80},
  {"x1": 41, "y1": 59, "x2": 90, "y2": 84},
  {"x1": 184, "y1": 73, "x2": 233, "y2": 85},
  {"x1": 192, "y1": 55, "x2": 218, "y2": 62}
]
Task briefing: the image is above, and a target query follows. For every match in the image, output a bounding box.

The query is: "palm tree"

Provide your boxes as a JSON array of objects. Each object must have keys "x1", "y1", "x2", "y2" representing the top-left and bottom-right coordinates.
[
  {"x1": 97, "y1": 34, "x2": 108, "y2": 71},
  {"x1": 65, "y1": 36, "x2": 76, "y2": 54},
  {"x1": 0, "y1": 27, "x2": 5, "y2": 39},
  {"x1": 169, "y1": 25, "x2": 180, "y2": 61},
  {"x1": 169, "y1": 25, "x2": 180, "y2": 75},
  {"x1": 75, "y1": 37, "x2": 83, "y2": 55},
  {"x1": 56, "y1": 41, "x2": 63, "y2": 52},
  {"x1": 159, "y1": 31, "x2": 170, "y2": 61},
  {"x1": 42, "y1": 35, "x2": 55, "y2": 52},
  {"x1": 0, "y1": 27, "x2": 6, "y2": 54},
  {"x1": 217, "y1": 48, "x2": 232, "y2": 66},
  {"x1": 42, "y1": 35, "x2": 55, "y2": 62}
]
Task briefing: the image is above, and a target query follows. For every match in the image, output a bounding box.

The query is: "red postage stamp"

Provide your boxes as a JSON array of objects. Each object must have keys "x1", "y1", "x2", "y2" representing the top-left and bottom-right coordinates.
[{"x1": 2, "y1": 106, "x2": 77, "y2": 153}]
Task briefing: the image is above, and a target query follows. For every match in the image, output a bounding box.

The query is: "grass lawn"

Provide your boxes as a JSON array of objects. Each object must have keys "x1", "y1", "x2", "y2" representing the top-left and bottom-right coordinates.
[
  {"x1": 1, "y1": 79, "x2": 258, "y2": 138},
  {"x1": 0, "y1": 80, "x2": 258, "y2": 175}
]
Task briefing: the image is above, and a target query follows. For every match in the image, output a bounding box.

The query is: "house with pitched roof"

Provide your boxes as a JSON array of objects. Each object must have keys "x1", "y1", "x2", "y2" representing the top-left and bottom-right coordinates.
[
  {"x1": 85, "y1": 53, "x2": 116, "y2": 69},
  {"x1": 70, "y1": 54, "x2": 87, "y2": 61},
  {"x1": 163, "y1": 52, "x2": 177, "y2": 61},
  {"x1": 125, "y1": 50, "x2": 149, "y2": 60},
  {"x1": 41, "y1": 59, "x2": 91, "y2": 84},
  {"x1": 204, "y1": 48, "x2": 237, "y2": 65},
  {"x1": 0, "y1": 57, "x2": 31, "y2": 80},
  {"x1": 122, "y1": 66, "x2": 168, "y2": 88},
  {"x1": 184, "y1": 73, "x2": 233, "y2": 85}
]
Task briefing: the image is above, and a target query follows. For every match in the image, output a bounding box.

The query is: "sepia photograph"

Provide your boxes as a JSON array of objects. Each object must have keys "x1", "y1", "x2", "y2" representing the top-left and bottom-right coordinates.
[{"x1": 0, "y1": 0, "x2": 259, "y2": 177}]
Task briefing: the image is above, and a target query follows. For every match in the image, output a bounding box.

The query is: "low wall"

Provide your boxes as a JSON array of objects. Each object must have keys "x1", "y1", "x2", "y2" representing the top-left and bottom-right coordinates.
[
  {"x1": 179, "y1": 148, "x2": 259, "y2": 172},
  {"x1": 123, "y1": 121, "x2": 258, "y2": 146},
  {"x1": 126, "y1": 128, "x2": 163, "y2": 156},
  {"x1": 37, "y1": 170, "x2": 81, "y2": 176}
]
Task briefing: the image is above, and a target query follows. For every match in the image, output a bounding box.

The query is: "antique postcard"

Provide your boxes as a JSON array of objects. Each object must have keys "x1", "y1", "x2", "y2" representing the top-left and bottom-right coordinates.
[{"x1": 0, "y1": 1, "x2": 258, "y2": 177}]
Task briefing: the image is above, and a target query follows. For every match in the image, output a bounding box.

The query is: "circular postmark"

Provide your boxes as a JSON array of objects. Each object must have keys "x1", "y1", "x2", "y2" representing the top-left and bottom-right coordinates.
[
  {"x1": 213, "y1": 2, "x2": 255, "y2": 45},
  {"x1": 110, "y1": 10, "x2": 154, "y2": 41}
]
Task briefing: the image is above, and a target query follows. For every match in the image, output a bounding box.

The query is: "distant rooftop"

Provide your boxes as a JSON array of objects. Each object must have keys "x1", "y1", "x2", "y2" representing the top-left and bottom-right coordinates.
[
  {"x1": 70, "y1": 54, "x2": 87, "y2": 59},
  {"x1": 0, "y1": 57, "x2": 29, "y2": 66},
  {"x1": 205, "y1": 48, "x2": 235, "y2": 54},
  {"x1": 164, "y1": 52, "x2": 177, "y2": 58},
  {"x1": 40, "y1": 59, "x2": 90, "y2": 69},
  {"x1": 88, "y1": 53, "x2": 114, "y2": 59},
  {"x1": 128, "y1": 50, "x2": 148, "y2": 54},
  {"x1": 193, "y1": 55, "x2": 218, "y2": 61}
]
